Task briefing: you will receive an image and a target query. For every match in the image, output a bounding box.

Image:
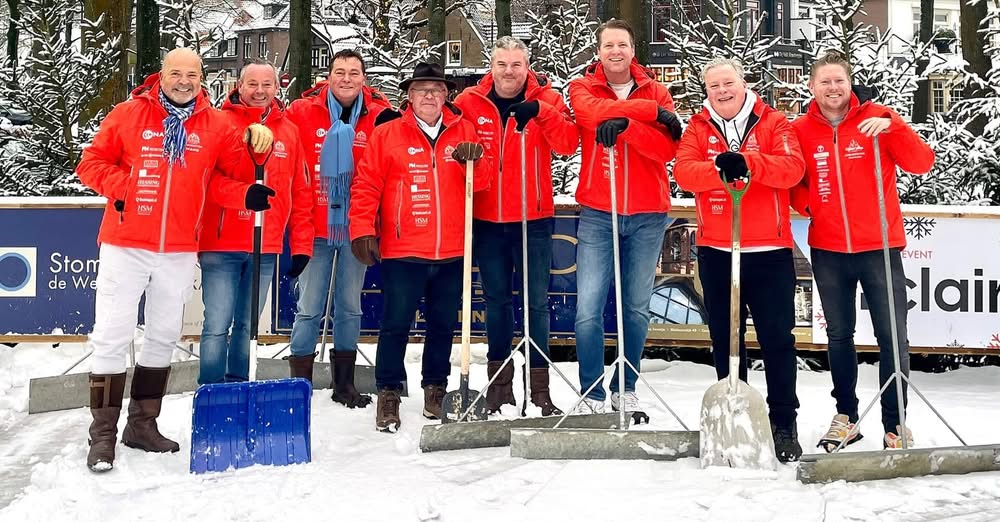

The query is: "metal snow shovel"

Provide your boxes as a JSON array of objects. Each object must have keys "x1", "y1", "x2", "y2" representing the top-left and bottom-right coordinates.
[
  {"x1": 421, "y1": 131, "x2": 619, "y2": 452},
  {"x1": 190, "y1": 141, "x2": 312, "y2": 473},
  {"x1": 511, "y1": 144, "x2": 698, "y2": 462},
  {"x1": 440, "y1": 157, "x2": 488, "y2": 423},
  {"x1": 797, "y1": 136, "x2": 1000, "y2": 483},
  {"x1": 699, "y1": 171, "x2": 777, "y2": 470}
]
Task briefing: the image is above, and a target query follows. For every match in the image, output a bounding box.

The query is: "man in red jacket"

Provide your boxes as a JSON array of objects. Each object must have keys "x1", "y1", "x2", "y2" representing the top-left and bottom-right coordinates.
[
  {"x1": 285, "y1": 50, "x2": 394, "y2": 408},
  {"x1": 674, "y1": 57, "x2": 806, "y2": 462},
  {"x1": 349, "y1": 62, "x2": 492, "y2": 432},
  {"x1": 791, "y1": 51, "x2": 935, "y2": 452},
  {"x1": 75, "y1": 48, "x2": 274, "y2": 473},
  {"x1": 197, "y1": 59, "x2": 315, "y2": 385},
  {"x1": 568, "y1": 20, "x2": 683, "y2": 414},
  {"x1": 453, "y1": 36, "x2": 578, "y2": 416}
]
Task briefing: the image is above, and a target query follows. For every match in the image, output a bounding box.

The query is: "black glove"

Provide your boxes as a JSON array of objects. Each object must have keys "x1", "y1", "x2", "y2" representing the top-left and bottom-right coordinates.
[
  {"x1": 285, "y1": 254, "x2": 310, "y2": 278},
  {"x1": 351, "y1": 235, "x2": 380, "y2": 266},
  {"x1": 508, "y1": 100, "x2": 539, "y2": 132},
  {"x1": 656, "y1": 107, "x2": 683, "y2": 141},
  {"x1": 374, "y1": 109, "x2": 401, "y2": 127},
  {"x1": 113, "y1": 200, "x2": 125, "y2": 212},
  {"x1": 245, "y1": 184, "x2": 275, "y2": 211},
  {"x1": 595, "y1": 118, "x2": 629, "y2": 147},
  {"x1": 715, "y1": 152, "x2": 749, "y2": 183},
  {"x1": 451, "y1": 142, "x2": 484, "y2": 162}
]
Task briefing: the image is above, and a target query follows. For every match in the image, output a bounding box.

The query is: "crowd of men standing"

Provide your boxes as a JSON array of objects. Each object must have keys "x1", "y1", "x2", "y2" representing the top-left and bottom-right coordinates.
[{"x1": 76, "y1": 19, "x2": 934, "y2": 473}]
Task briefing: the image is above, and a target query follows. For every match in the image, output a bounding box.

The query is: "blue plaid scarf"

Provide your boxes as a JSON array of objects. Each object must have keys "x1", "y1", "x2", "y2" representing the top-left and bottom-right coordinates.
[
  {"x1": 159, "y1": 90, "x2": 195, "y2": 167},
  {"x1": 320, "y1": 89, "x2": 363, "y2": 246}
]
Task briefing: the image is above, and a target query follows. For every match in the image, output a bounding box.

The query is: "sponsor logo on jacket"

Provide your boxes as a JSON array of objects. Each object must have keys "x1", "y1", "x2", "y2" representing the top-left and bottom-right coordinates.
[
  {"x1": 814, "y1": 145, "x2": 832, "y2": 203},
  {"x1": 407, "y1": 146, "x2": 424, "y2": 155},
  {"x1": 845, "y1": 139, "x2": 865, "y2": 160},
  {"x1": 141, "y1": 129, "x2": 163, "y2": 140},
  {"x1": 477, "y1": 116, "x2": 494, "y2": 126}
]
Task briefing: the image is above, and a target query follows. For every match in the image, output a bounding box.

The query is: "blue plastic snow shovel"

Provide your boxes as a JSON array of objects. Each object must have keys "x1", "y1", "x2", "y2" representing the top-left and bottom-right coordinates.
[{"x1": 190, "y1": 140, "x2": 312, "y2": 473}]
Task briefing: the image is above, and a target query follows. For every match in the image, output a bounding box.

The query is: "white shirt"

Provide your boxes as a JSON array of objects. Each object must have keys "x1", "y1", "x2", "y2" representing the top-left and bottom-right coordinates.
[
  {"x1": 416, "y1": 114, "x2": 443, "y2": 140},
  {"x1": 608, "y1": 79, "x2": 635, "y2": 101}
]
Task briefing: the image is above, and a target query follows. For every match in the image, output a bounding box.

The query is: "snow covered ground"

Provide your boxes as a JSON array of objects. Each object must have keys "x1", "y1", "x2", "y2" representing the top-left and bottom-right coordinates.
[{"x1": 2, "y1": 341, "x2": 1000, "y2": 521}]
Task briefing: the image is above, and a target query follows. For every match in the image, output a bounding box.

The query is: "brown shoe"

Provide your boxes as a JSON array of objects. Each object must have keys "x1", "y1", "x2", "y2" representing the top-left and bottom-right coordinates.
[
  {"x1": 485, "y1": 360, "x2": 515, "y2": 414},
  {"x1": 87, "y1": 373, "x2": 126, "y2": 473},
  {"x1": 528, "y1": 368, "x2": 563, "y2": 417},
  {"x1": 121, "y1": 365, "x2": 180, "y2": 453},
  {"x1": 375, "y1": 389, "x2": 402, "y2": 432},
  {"x1": 287, "y1": 352, "x2": 316, "y2": 382},
  {"x1": 331, "y1": 350, "x2": 373, "y2": 409},
  {"x1": 422, "y1": 384, "x2": 447, "y2": 420}
]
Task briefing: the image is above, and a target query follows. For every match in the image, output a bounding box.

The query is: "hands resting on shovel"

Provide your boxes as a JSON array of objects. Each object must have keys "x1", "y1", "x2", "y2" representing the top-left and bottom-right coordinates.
[{"x1": 715, "y1": 152, "x2": 750, "y2": 184}]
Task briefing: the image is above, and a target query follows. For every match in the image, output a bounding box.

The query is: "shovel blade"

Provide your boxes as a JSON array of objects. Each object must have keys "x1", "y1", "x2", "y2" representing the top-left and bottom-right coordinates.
[
  {"x1": 699, "y1": 379, "x2": 776, "y2": 470},
  {"x1": 440, "y1": 388, "x2": 487, "y2": 424}
]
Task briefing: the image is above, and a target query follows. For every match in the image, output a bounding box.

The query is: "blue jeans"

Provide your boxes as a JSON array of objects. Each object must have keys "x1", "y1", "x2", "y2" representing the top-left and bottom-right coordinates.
[
  {"x1": 574, "y1": 207, "x2": 668, "y2": 400},
  {"x1": 375, "y1": 259, "x2": 462, "y2": 390},
  {"x1": 812, "y1": 248, "x2": 910, "y2": 433},
  {"x1": 473, "y1": 218, "x2": 554, "y2": 368},
  {"x1": 198, "y1": 251, "x2": 276, "y2": 384},
  {"x1": 288, "y1": 238, "x2": 367, "y2": 356}
]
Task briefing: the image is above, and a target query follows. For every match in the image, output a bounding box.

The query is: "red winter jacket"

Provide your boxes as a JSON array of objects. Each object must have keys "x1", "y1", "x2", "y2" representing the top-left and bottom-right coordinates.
[
  {"x1": 790, "y1": 94, "x2": 935, "y2": 253},
  {"x1": 568, "y1": 59, "x2": 678, "y2": 215},
  {"x1": 286, "y1": 83, "x2": 393, "y2": 239},
  {"x1": 349, "y1": 103, "x2": 493, "y2": 260},
  {"x1": 198, "y1": 90, "x2": 315, "y2": 256},
  {"x1": 674, "y1": 95, "x2": 805, "y2": 249},
  {"x1": 453, "y1": 71, "x2": 578, "y2": 222},
  {"x1": 76, "y1": 74, "x2": 249, "y2": 253}
]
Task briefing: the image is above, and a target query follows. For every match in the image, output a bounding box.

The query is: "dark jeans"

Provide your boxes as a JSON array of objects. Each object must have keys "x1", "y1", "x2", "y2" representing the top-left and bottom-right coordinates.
[
  {"x1": 374, "y1": 259, "x2": 463, "y2": 390},
  {"x1": 812, "y1": 248, "x2": 910, "y2": 433},
  {"x1": 473, "y1": 217, "x2": 553, "y2": 368},
  {"x1": 697, "y1": 247, "x2": 800, "y2": 429}
]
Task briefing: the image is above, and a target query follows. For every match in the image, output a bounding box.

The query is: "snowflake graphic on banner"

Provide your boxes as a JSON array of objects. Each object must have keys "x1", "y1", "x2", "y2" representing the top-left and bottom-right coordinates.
[{"x1": 904, "y1": 217, "x2": 936, "y2": 239}]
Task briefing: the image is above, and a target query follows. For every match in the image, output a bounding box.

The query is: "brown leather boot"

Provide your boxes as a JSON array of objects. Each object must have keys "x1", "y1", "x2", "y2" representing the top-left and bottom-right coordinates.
[
  {"x1": 529, "y1": 368, "x2": 563, "y2": 416},
  {"x1": 121, "y1": 365, "x2": 180, "y2": 453},
  {"x1": 331, "y1": 350, "x2": 373, "y2": 408},
  {"x1": 87, "y1": 373, "x2": 126, "y2": 473},
  {"x1": 485, "y1": 360, "x2": 515, "y2": 414},
  {"x1": 422, "y1": 384, "x2": 447, "y2": 420},
  {"x1": 287, "y1": 352, "x2": 316, "y2": 382},
  {"x1": 375, "y1": 389, "x2": 402, "y2": 433}
]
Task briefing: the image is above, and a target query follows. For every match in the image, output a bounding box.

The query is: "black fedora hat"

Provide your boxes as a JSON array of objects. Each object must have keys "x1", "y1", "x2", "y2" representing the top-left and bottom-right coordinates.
[{"x1": 399, "y1": 62, "x2": 457, "y2": 92}]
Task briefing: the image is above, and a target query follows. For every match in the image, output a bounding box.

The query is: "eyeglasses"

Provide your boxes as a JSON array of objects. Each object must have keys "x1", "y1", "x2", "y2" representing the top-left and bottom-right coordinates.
[{"x1": 410, "y1": 87, "x2": 447, "y2": 98}]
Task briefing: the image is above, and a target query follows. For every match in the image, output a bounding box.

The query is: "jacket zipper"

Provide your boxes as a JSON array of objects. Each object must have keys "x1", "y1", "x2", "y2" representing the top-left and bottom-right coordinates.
[
  {"x1": 431, "y1": 152, "x2": 442, "y2": 259},
  {"x1": 194, "y1": 168, "x2": 209, "y2": 243},
  {"x1": 395, "y1": 180, "x2": 403, "y2": 238},
  {"x1": 623, "y1": 142, "x2": 630, "y2": 214},
  {"x1": 496, "y1": 106, "x2": 505, "y2": 222},
  {"x1": 216, "y1": 208, "x2": 225, "y2": 238},
  {"x1": 832, "y1": 128, "x2": 853, "y2": 252},
  {"x1": 120, "y1": 166, "x2": 134, "y2": 223},
  {"x1": 159, "y1": 160, "x2": 175, "y2": 253},
  {"x1": 773, "y1": 192, "x2": 781, "y2": 238},
  {"x1": 534, "y1": 147, "x2": 541, "y2": 212}
]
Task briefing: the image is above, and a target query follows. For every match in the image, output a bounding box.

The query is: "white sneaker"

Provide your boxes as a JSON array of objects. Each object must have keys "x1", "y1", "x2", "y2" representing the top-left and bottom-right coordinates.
[
  {"x1": 610, "y1": 391, "x2": 640, "y2": 412},
  {"x1": 573, "y1": 397, "x2": 605, "y2": 414}
]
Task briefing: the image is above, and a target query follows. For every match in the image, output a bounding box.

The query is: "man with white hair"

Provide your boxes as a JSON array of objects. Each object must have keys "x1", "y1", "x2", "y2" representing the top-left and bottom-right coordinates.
[
  {"x1": 453, "y1": 36, "x2": 578, "y2": 416},
  {"x1": 76, "y1": 47, "x2": 274, "y2": 473},
  {"x1": 674, "y1": 57, "x2": 806, "y2": 462}
]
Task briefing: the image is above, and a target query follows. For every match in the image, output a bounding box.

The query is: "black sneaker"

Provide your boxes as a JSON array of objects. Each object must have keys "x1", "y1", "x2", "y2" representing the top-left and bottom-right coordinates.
[{"x1": 772, "y1": 426, "x2": 803, "y2": 463}]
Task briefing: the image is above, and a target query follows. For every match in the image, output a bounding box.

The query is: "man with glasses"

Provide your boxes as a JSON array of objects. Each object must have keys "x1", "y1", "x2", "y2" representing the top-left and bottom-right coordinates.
[
  {"x1": 349, "y1": 62, "x2": 493, "y2": 432},
  {"x1": 286, "y1": 49, "x2": 394, "y2": 408}
]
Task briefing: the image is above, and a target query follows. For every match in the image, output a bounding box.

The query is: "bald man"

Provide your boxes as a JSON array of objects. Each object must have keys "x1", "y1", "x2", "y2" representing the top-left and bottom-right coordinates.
[{"x1": 76, "y1": 48, "x2": 274, "y2": 473}]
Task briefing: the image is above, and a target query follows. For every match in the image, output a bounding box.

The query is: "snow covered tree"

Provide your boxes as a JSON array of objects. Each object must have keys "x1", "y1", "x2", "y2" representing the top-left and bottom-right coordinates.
[
  {"x1": 525, "y1": 0, "x2": 596, "y2": 194},
  {"x1": 657, "y1": 0, "x2": 780, "y2": 113},
  {"x1": 0, "y1": 0, "x2": 119, "y2": 196}
]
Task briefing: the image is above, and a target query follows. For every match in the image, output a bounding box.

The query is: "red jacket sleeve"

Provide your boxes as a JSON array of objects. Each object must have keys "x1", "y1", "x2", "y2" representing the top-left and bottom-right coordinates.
[
  {"x1": 208, "y1": 128, "x2": 253, "y2": 209},
  {"x1": 617, "y1": 86, "x2": 677, "y2": 163},
  {"x1": 468, "y1": 124, "x2": 494, "y2": 192},
  {"x1": 288, "y1": 142, "x2": 316, "y2": 256},
  {"x1": 672, "y1": 122, "x2": 721, "y2": 193},
  {"x1": 790, "y1": 178, "x2": 811, "y2": 217},
  {"x1": 535, "y1": 93, "x2": 579, "y2": 156},
  {"x1": 742, "y1": 114, "x2": 805, "y2": 190},
  {"x1": 881, "y1": 107, "x2": 935, "y2": 175},
  {"x1": 349, "y1": 127, "x2": 387, "y2": 240},
  {"x1": 568, "y1": 80, "x2": 659, "y2": 129},
  {"x1": 76, "y1": 104, "x2": 132, "y2": 200}
]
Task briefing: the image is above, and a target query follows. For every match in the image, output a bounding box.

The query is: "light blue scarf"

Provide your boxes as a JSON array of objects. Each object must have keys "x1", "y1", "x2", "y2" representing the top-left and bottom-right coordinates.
[
  {"x1": 159, "y1": 90, "x2": 194, "y2": 167},
  {"x1": 321, "y1": 89, "x2": 363, "y2": 246}
]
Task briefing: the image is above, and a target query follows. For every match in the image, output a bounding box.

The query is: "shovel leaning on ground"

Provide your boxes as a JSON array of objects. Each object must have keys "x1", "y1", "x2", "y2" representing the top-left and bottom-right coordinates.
[
  {"x1": 439, "y1": 157, "x2": 488, "y2": 424},
  {"x1": 189, "y1": 141, "x2": 312, "y2": 473},
  {"x1": 699, "y1": 172, "x2": 777, "y2": 470}
]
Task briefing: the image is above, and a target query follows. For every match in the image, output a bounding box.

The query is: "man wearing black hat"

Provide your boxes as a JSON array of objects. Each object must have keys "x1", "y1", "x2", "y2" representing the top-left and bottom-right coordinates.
[{"x1": 349, "y1": 63, "x2": 494, "y2": 432}]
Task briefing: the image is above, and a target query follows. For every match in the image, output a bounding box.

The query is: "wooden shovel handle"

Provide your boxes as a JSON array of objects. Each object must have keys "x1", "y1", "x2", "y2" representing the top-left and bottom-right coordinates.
[{"x1": 460, "y1": 159, "x2": 474, "y2": 375}]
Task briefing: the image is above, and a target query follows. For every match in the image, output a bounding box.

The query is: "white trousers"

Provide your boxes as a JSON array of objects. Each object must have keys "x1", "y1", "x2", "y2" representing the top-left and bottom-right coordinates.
[{"x1": 89, "y1": 244, "x2": 197, "y2": 374}]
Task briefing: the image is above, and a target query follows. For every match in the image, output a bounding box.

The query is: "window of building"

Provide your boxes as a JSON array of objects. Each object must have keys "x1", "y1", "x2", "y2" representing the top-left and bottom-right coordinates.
[
  {"x1": 258, "y1": 34, "x2": 268, "y2": 58},
  {"x1": 311, "y1": 48, "x2": 320, "y2": 68},
  {"x1": 931, "y1": 80, "x2": 946, "y2": 113},
  {"x1": 243, "y1": 35, "x2": 251, "y2": 58},
  {"x1": 775, "y1": 2, "x2": 784, "y2": 37},
  {"x1": 446, "y1": 41, "x2": 462, "y2": 65},
  {"x1": 319, "y1": 47, "x2": 330, "y2": 69},
  {"x1": 649, "y1": 285, "x2": 705, "y2": 325},
  {"x1": 226, "y1": 38, "x2": 237, "y2": 57}
]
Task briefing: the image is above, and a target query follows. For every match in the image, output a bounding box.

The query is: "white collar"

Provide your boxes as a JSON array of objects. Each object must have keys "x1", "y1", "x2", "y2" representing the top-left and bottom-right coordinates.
[{"x1": 704, "y1": 90, "x2": 758, "y2": 152}]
